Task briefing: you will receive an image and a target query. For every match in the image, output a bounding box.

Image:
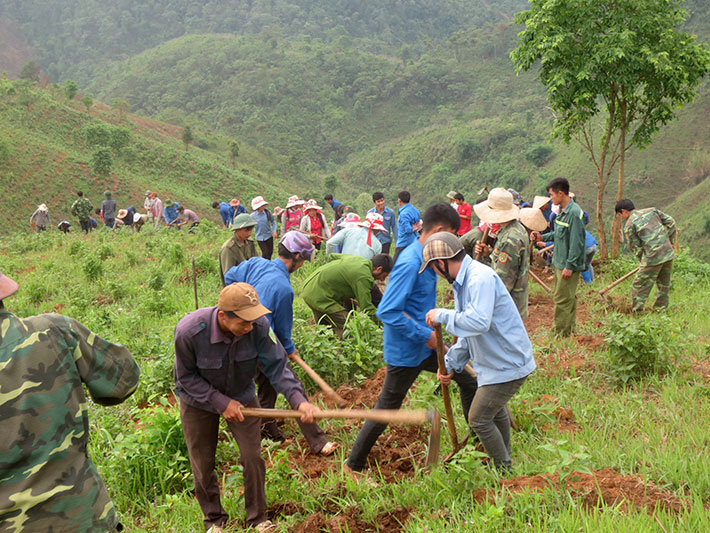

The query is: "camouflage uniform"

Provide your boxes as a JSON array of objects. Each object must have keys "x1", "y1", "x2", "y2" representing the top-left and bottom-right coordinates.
[
  {"x1": 460, "y1": 227, "x2": 494, "y2": 266},
  {"x1": 489, "y1": 221, "x2": 530, "y2": 318},
  {"x1": 219, "y1": 236, "x2": 258, "y2": 284},
  {"x1": 624, "y1": 208, "x2": 676, "y2": 312},
  {"x1": 0, "y1": 310, "x2": 140, "y2": 532},
  {"x1": 70, "y1": 197, "x2": 94, "y2": 222}
]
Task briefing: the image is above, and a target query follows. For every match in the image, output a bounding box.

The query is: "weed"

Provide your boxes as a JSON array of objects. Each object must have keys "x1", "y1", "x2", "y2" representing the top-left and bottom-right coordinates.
[{"x1": 83, "y1": 254, "x2": 103, "y2": 281}]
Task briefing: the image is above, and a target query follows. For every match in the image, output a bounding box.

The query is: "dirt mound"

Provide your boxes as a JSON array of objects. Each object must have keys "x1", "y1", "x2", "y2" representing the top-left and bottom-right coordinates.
[
  {"x1": 474, "y1": 467, "x2": 688, "y2": 514},
  {"x1": 366, "y1": 424, "x2": 429, "y2": 482},
  {"x1": 291, "y1": 507, "x2": 411, "y2": 533},
  {"x1": 318, "y1": 367, "x2": 387, "y2": 408}
]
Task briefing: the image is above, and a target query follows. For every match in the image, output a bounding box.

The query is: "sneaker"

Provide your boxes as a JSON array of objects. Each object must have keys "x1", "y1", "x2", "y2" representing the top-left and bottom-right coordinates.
[
  {"x1": 255, "y1": 520, "x2": 276, "y2": 532},
  {"x1": 206, "y1": 525, "x2": 223, "y2": 533},
  {"x1": 319, "y1": 441, "x2": 339, "y2": 456}
]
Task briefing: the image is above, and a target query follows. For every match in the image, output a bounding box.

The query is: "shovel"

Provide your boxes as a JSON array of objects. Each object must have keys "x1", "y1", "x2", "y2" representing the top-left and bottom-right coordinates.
[{"x1": 598, "y1": 266, "x2": 640, "y2": 297}]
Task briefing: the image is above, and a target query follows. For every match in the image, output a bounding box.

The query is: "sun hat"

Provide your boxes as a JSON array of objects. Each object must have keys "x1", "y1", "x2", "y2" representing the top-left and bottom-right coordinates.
[
  {"x1": 251, "y1": 196, "x2": 268, "y2": 210},
  {"x1": 230, "y1": 213, "x2": 257, "y2": 230},
  {"x1": 519, "y1": 207, "x2": 548, "y2": 232},
  {"x1": 532, "y1": 196, "x2": 550, "y2": 210},
  {"x1": 419, "y1": 232, "x2": 464, "y2": 274},
  {"x1": 217, "y1": 283, "x2": 271, "y2": 321},
  {"x1": 339, "y1": 213, "x2": 362, "y2": 227},
  {"x1": 507, "y1": 188, "x2": 523, "y2": 206},
  {"x1": 229, "y1": 198, "x2": 241, "y2": 207},
  {"x1": 361, "y1": 212, "x2": 386, "y2": 246},
  {"x1": 280, "y1": 231, "x2": 315, "y2": 261},
  {"x1": 117, "y1": 209, "x2": 129, "y2": 219},
  {"x1": 133, "y1": 213, "x2": 143, "y2": 223},
  {"x1": 285, "y1": 195, "x2": 305, "y2": 209},
  {"x1": 304, "y1": 199, "x2": 322, "y2": 212},
  {"x1": 473, "y1": 188, "x2": 520, "y2": 224},
  {"x1": 273, "y1": 206, "x2": 284, "y2": 217},
  {"x1": 38, "y1": 204, "x2": 48, "y2": 212},
  {"x1": 446, "y1": 190, "x2": 458, "y2": 200},
  {"x1": 0, "y1": 271, "x2": 19, "y2": 300},
  {"x1": 144, "y1": 190, "x2": 152, "y2": 197}
]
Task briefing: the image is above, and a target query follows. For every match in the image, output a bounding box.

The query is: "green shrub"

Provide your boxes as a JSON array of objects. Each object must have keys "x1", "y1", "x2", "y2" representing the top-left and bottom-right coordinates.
[
  {"x1": 83, "y1": 254, "x2": 103, "y2": 281},
  {"x1": 67, "y1": 240, "x2": 86, "y2": 257},
  {"x1": 97, "y1": 243, "x2": 114, "y2": 260},
  {"x1": 525, "y1": 144, "x2": 554, "y2": 166},
  {"x1": 25, "y1": 277, "x2": 53, "y2": 305},
  {"x1": 604, "y1": 313, "x2": 675, "y2": 385}
]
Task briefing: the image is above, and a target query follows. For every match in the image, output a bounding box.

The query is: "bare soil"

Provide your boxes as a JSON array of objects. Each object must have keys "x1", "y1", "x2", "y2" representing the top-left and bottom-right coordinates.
[
  {"x1": 474, "y1": 467, "x2": 689, "y2": 514},
  {"x1": 519, "y1": 395, "x2": 581, "y2": 434},
  {"x1": 317, "y1": 367, "x2": 387, "y2": 409},
  {"x1": 290, "y1": 506, "x2": 412, "y2": 533}
]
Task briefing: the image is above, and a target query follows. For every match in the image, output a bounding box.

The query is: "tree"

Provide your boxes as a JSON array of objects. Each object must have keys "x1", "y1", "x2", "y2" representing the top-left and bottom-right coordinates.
[
  {"x1": 229, "y1": 140, "x2": 240, "y2": 167},
  {"x1": 324, "y1": 175, "x2": 339, "y2": 194},
  {"x1": 81, "y1": 94, "x2": 93, "y2": 112},
  {"x1": 91, "y1": 148, "x2": 113, "y2": 176},
  {"x1": 182, "y1": 125, "x2": 194, "y2": 151},
  {"x1": 512, "y1": 0, "x2": 710, "y2": 258},
  {"x1": 18, "y1": 61, "x2": 40, "y2": 82},
  {"x1": 112, "y1": 97, "x2": 130, "y2": 119},
  {"x1": 64, "y1": 80, "x2": 78, "y2": 100}
]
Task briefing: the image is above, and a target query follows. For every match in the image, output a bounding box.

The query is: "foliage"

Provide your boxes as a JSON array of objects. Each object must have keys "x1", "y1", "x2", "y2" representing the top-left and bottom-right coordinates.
[
  {"x1": 18, "y1": 61, "x2": 40, "y2": 81},
  {"x1": 0, "y1": 138, "x2": 10, "y2": 163},
  {"x1": 604, "y1": 313, "x2": 676, "y2": 385},
  {"x1": 64, "y1": 80, "x2": 78, "y2": 100},
  {"x1": 112, "y1": 97, "x2": 130, "y2": 118},
  {"x1": 525, "y1": 144, "x2": 554, "y2": 167},
  {"x1": 91, "y1": 148, "x2": 113, "y2": 176},
  {"x1": 81, "y1": 94, "x2": 93, "y2": 112},
  {"x1": 181, "y1": 125, "x2": 193, "y2": 151}
]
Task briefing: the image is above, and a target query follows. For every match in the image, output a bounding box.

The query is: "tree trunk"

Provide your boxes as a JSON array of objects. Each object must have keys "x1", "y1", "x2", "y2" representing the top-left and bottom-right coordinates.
[
  {"x1": 596, "y1": 170, "x2": 608, "y2": 259},
  {"x1": 610, "y1": 99, "x2": 628, "y2": 258}
]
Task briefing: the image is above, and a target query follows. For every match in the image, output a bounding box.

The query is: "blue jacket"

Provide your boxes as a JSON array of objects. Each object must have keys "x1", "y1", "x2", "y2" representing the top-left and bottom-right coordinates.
[
  {"x1": 367, "y1": 206, "x2": 398, "y2": 245},
  {"x1": 223, "y1": 257, "x2": 296, "y2": 354},
  {"x1": 219, "y1": 202, "x2": 234, "y2": 226},
  {"x1": 436, "y1": 255, "x2": 536, "y2": 386},
  {"x1": 164, "y1": 202, "x2": 181, "y2": 225},
  {"x1": 377, "y1": 240, "x2": 436, "y2": 367},
  {"x1": 396, "y1": 203, "x2": 420, "y2": 248},
  {"x1": 329, "y1": 199, "x2": 342, "y2": 212}
]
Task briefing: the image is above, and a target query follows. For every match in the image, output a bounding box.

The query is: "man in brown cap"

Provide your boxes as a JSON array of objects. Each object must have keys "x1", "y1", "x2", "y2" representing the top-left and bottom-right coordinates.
[{"x1": 174, "y1": 282, "x2": 319, "y2": 533}]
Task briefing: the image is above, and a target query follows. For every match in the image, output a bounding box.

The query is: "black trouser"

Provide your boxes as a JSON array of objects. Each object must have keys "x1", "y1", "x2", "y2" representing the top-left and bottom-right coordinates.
[
  {"x1": 79, "y1": 220, "x2": 91, "y2": 234},
  {"x1": 346, "y1": 352, "x2": 477, "y2": 471},
  {"x1": 381, "y1": 242, "x2": 391, "y2": 256},
  {"x1": 257, "y1": 237, "x2": 274, "y2": 259}
]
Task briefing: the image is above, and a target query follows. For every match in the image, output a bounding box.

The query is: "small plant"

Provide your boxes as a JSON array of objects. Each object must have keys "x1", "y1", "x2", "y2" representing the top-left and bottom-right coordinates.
[
  {"x1": 83, "y1": 254, "x2": 104, "y2": 281},
  {"x1": 604, "y1": 313, "x2": 674, "y2": 385}
]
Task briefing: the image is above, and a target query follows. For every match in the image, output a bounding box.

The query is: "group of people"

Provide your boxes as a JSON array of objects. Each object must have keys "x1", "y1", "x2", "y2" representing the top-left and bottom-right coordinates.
[{"x1": 2, "y1": 177, "x2": 678, "y2": 532}]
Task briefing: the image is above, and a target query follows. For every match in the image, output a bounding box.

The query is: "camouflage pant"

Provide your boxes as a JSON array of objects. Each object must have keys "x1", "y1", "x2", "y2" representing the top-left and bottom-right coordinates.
[{"x1": 632, "y1": 261, "x2": 672, "y2": 312}]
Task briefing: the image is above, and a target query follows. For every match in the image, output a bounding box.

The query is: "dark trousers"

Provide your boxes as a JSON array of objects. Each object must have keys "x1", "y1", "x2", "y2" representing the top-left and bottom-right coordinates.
[
  {"x1": 180, "y1": 400, "x2": 266, "y2": 529},
  {"x1": 79, "y1": 220, "x2": 91, "y2": 234},
  {"x1": 257, "y1": 237, "x2": 274, "y2": 259},
  {"x1": 255, "y1": 367, "x2": 328, "y2": 453},
  {"x1": 346, "y1": 352, "x2": 478, "y2": 471},
  {"x1": 381, "y1": 242, "x2": 391, "y2": 256},
  {"x1": 104, "y1": 218, "x2": 115, "y2": 229}
]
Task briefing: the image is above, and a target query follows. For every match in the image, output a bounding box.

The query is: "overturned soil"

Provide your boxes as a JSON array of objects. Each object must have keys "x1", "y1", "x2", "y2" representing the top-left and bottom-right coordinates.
[
  {"x1": 474, "y1": 467, "x2": 688, "y2": 514},
  {"x1": 519, "y1": 395, "x2": 581, "y2": 434},
  {"x1": 317, "y1": 367, "x2": 387, "y2": 409},
  {"x1": 290, "y1": 506, "x2": 412, "y2": 533}
]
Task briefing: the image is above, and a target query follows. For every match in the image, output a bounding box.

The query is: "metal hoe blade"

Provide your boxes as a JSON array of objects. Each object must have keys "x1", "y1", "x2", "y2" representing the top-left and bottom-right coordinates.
[{"x1": 426, "y1": 409, "x2": 441, "y2": 470}]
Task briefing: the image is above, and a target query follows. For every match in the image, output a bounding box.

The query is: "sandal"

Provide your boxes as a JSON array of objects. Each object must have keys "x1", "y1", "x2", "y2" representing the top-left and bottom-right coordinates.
[{"x1": 319, "y1": 441, "x2": 339, "y2": 456}]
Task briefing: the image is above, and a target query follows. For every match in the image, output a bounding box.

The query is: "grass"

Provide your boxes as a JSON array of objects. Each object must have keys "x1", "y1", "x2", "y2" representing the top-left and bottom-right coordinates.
[{"x1": 1, "y1": 228, "x2": 708, "y2": 532}]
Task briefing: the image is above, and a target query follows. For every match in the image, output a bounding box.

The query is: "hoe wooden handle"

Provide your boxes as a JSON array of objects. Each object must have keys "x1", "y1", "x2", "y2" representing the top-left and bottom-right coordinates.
[
  {"x1": 240, "y1": 407, "x2": 431, "y2": 425},
  {"x1": 290, "y1": 353, "x2": 347, "y2": 408},
  {"x1": 535, "y1": 243, "x2": 554, "y2": 255},
  {"x1": 435, "y1": 325, "x2": 460, "y2": 451},
  {"x1": 475, "y1": 227, "x2": 491, "y2": 262},
  {"x1": 529, "y1": 270, "x2": 553, "y2": 293},
  {"x1": 598, "y1": 266, "x2": 641, "y2": 295}
]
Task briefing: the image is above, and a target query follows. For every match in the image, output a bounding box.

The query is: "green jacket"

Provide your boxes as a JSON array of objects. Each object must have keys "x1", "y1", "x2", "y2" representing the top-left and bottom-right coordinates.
[
  {"x1": 542, "y1": 199, "x2": 586, "y2": 272},
  {"x1": 219, "y1": 235, "x2": 258, "y2": 280},
  {"x1": 0, "y1": 310, "x2": 140, "y2": 532},
  {"x1": 70, "y1": 197, "x2": 94, "y2": 222},
  {"x1": 491, "y1": 221, "x2": 529, "y2": 318},
  {"x1": 460, "y1": 227, "x2": 492, "y2": 266},
  {"x1": 625, "y1": 207, "x2": 676, "y2": 266},
  {"x1": 301, "y1": 254, "x2": 377, "y2": 320}
]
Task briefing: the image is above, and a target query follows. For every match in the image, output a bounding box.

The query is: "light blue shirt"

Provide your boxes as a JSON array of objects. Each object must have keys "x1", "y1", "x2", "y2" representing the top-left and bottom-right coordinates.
[
  {"x1": 251, "y1": 209, "x2": 277, "y2": 242},
  {"x1": 325, "y1": 226, "x2": 382, "y2": 259},
  {"x1": 435, "y1": 255, "x2": 536, "y2": 386},
  {"x1": 367, "y1": 206, "x2": 398, "y2": 245}
]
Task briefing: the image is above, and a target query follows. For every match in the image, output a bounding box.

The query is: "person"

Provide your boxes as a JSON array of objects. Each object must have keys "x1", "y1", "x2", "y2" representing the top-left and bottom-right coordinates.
[
  {"x1": 281, "y1": 196, "x2": 305, "y2": 234},
  {"x1": 151, "y1": 192, "x2": 164, "y2": 229},
  {"x1": 454, "y1": 193, "x2": 473, "y2": 236},
  {"x1": 299, "y1": 199, "x2": 331, "y2": 250},
  {"x1": 101, "y1": 190, "x2": 117, "y2": 229},
  {"x1": 178, "y1": 205, "x2": 201, "y2": 230},
  {"x1": 213, "y1": 200, "x2": 234, "y2": 228},
  {"x1": 325, "y1": 213, "x2": 384, "y2": 259},
  {"x1": 345, "y1": 203, "x2": 478, "y2": 475},
  {"x1": 174, "y1": 282, "x2": 320, "y2": 533},
  {"x1": 70, "y1": 190, "x2": 94, "y2": 234},
  {"x1": 581, "y1": 230, "x2": 598, "y2": 284},
  {"x1": 393, "y1": 190, "x2": 420, "y2": 261},
  {"x1": 0, "y1": 270, "x2": 140, "y2": 532},
  {"x1": 29, "y1": 203, "x2": 51, "y2": 232},
  {"x1": 446, "y1": 190, "x2": 458, "y2": 210},
  {"x1": 144, "y1": 190, "x2": 155, "y2": 224},
  {"x1": 224, "y1": 232, "x2": 337, "y2": 453},
  {"x1": 132, "y1": 213, "x2": 146, "y2": 232},
  {"x1": 219, "y1": 213, "x2": 258, "y2": 284},
  {"x1": 114, "y1": 208, "x2": 133, "y2": 229},
  {"x1": 164, "y1": 200, "x2": 182, "y2": 229},
  {"x1": 250, "y1": 196, "x2": 278, "y2": 259},
  {"x1": 301, "y1": 253, "x2": 393, "y2": 338},
  {"x1": 460, "y1": 219, "x2": 500, "y2": 267},
  {"x1": 421, "y1": 233, "x2": 536, "y2": 471},
  {"x1": 57, "y1": 220, "x2": 72, "y2": 233},
  {"x1": 471, "y1": 188, "x2": 529, "y2": 317},
  {"x1": 530, "y1": 178, "x2": 586, "y2": 337},
  {"x1": 323, "y1": 193, "x2": 342, "y2": 213},
  {"x1": 368, "y1": 192, "x2": 398, "y2": 255},
  {"x1": 615, "y1": 199, "x2": 676, "y2": 312}
]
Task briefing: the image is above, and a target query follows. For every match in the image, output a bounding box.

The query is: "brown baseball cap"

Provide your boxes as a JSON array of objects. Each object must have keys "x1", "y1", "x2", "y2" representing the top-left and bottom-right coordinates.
[
  {"x1": 0, "y1": 271, "x2": 19, "y2": 300},
  {"x1": 217, "y1": 283, "x2": 271, "y2": 321}
]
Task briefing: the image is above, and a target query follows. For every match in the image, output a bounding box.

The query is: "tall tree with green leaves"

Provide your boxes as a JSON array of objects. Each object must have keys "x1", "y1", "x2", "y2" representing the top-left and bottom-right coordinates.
[
  {"x1": 182, "y1": 125, "x2": 194, "y2": 151},
  {"x1": 64, "y1": 80, "x2": 78, "y2": 100},
  {"x1": 112, "y1": 97, "x2": 130, "y2": 119},
  {"x1": 229, "y1": 140, "x2": 239, "y2": 167},
  {"x1": 512, "y1": 0, "x2": 710, "y2": 258}
]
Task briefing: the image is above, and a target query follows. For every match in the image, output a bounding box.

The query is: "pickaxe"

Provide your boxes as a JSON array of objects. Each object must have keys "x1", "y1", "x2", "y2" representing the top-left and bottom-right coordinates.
[
  {"x1": 477, "y1": 185, "x2": 489, "y2": 196},
  {"x1": 435, "y1": 325, "x2": 459, "y2": 455}
]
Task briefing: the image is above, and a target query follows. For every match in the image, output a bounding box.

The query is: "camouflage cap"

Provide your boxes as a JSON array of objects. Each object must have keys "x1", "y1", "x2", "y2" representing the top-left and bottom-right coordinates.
[
  {"x1": 230, "y1": 213, "x2": 257, "y2": 230},
  {"x1": 0, "y1": 271, "x2": 19, "y2": 300},
  {"x1": 218, "y1": 282, "x2": 271, "y2": 321},
  {"x1": 419, "y1": 232, "x2": 464, "y2": 274}
]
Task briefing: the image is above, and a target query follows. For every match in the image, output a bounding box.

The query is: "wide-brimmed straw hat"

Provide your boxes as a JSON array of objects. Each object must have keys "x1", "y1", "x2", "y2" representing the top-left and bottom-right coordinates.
[
  {"x1": 285, "y1": 195, "x2": 305, "y2": 209},
  {"x1": 519, "y1": 207, "x2": 548, "y2": 232},
  {"x1": 251, "y1": 196, "x2": 268, "y2": 210},
  {"x1": 304, "y1": 199, "x2": 322, "y2": 211},
  {"x1": 446, "y1": 190, "x2": 458, "y2": 200},
  {"x1": 532, "y1": 196, "x2": 550, "y2": 210},
  {"x1": 117, "y1": 209, "x2": 129, "y2": 219},
  {"x1": 229, "y1": 198, "x2": 241, "y2": 207},
  {"x1": 0, "y1": 271, "x2": 19, "y2": 300},
  {"x1": 38, "y1": 204, "x2": 48, "y2": 212},
  {"x1": 473, "y1": 188, "x2": 520, "y2": 224}
]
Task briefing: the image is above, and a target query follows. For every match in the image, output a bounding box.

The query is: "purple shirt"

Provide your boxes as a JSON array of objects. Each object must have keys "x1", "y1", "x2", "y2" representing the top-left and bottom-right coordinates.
[
  {"x1": 181, "y1": 209, "x2": 200, "y2": 224},
  {"x1": 173, "y1": 307, "x2": 307, "y2": 413}
]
